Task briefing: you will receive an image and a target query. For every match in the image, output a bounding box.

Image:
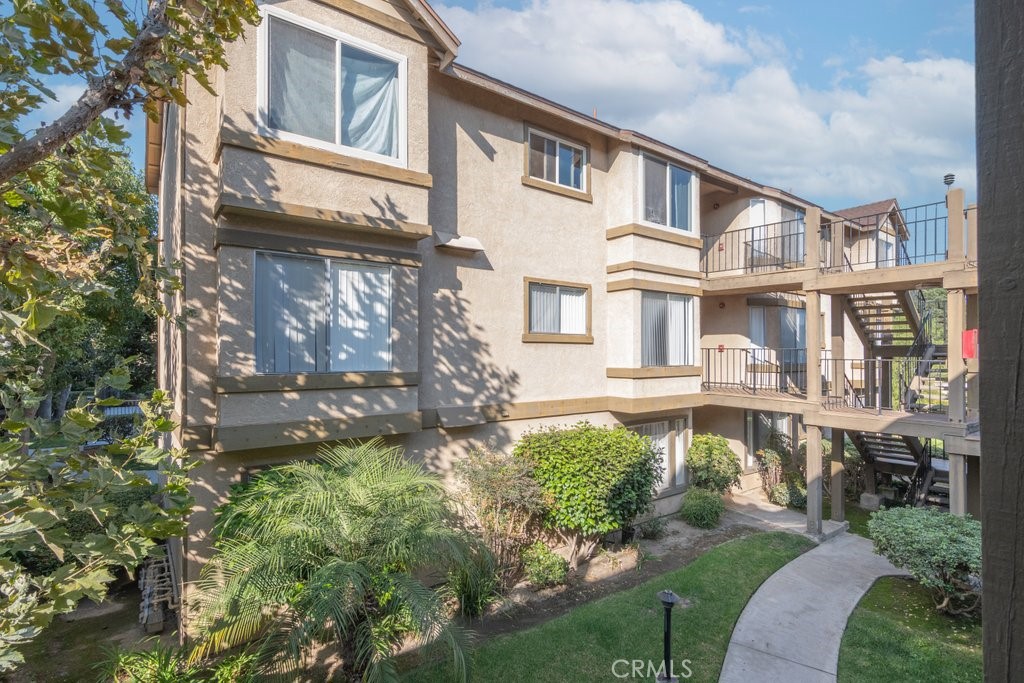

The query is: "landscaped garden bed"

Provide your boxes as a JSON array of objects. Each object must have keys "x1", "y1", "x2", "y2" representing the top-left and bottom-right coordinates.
[{"x1": 401, "y1": 532, "x2": 814, "y2": 682}]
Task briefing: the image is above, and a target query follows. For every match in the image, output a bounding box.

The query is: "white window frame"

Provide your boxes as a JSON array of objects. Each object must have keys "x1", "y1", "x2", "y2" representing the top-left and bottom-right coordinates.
[
  {"x1": 256, "y1": 5, "x2": 409, "y2": 168},
  {"x1": 253, "y1": 250, "x2": 393, "y2": 375},
  {"x1": 639, "y1": 152, "x2": 698, "y2": 234},
  {"x1": 526, "y1": 128, "x2": 588, "y2": 192}
]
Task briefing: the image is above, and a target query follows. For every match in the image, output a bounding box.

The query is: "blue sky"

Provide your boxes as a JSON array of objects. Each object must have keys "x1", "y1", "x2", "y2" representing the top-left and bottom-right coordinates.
[{"x1": 26, "y1": 0, "x2": 975, "y2": 211}]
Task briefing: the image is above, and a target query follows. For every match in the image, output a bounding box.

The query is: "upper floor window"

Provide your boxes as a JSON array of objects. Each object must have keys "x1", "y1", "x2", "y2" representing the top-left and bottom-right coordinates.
[
  {"x1": 523, "y1": 279, "x2": 592, "y2": 343},
  {"x1": 527, "y1": 129, "x2": 586, "y2": 191},
  {"x1": 260, "y1": 7, "x2": 407, "y2": 164},
  {"x1": 641, "y1": 291, "x2": 694, "y2": 366},
  {"x1": 642, "y1": 155, "x2": 694, "y2": 231},
  {"x1": 255, "y1": 252, "x2": 391, "y2": 374}
]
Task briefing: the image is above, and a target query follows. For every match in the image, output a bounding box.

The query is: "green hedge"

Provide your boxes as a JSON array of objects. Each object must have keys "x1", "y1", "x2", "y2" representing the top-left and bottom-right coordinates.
[
  {"x1": 679, "y1": 488, "x2": 725, "y2": 529},
  {"x1": 687, "y1": 434, "x2": 741, "y2": 494}
]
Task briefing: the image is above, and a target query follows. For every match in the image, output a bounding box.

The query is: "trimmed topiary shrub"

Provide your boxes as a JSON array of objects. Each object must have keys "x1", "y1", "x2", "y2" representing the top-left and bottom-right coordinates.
[
  {"x1": 679, "y1": 488, "x2": 725, "y2": 529},
  {"x1": 521, "y1": 541, "x2": 569, "y2": 588},
  {"x1": 687, "y1": 434, "x2": 742, "y2": 494},
  {"x1": 513, "y1": 421, "x2": 662, "y2": 567},
  {"x1": 868, "y1": 506, "x2": 982, "y2": 615}
]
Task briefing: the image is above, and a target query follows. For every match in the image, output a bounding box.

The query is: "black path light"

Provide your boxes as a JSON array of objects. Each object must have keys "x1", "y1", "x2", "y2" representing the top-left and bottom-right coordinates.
[{"x1": 656, "y1": 589, "x2": 681, "y2": 682}]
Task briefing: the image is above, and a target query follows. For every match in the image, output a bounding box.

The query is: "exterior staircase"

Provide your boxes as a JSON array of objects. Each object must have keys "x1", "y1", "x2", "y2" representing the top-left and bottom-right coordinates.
[
  {"x1": 845, "y1": 291, "x2": 922, "y2": 348},
  {"x1": 849, "y1": 432, "x2": 949, "y2": 509}
]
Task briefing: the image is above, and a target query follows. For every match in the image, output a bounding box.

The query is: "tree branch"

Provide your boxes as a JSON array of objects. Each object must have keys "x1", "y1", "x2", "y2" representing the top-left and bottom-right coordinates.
[{"x1": 0, "y1": 1, "x2": 170, "y2": 186}]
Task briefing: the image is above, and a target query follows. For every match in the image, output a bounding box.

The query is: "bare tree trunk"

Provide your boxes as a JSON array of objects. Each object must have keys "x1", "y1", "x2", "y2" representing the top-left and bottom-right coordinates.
[
  {"x1": 54, "y1": 385, "x2": 72, "y2": 420},
  {"x1": 0, "y1": 1, "x2": 170, "y2": 185},
  {"x1": 37, "y1": 393, "x2": 52, "y2": 421}
]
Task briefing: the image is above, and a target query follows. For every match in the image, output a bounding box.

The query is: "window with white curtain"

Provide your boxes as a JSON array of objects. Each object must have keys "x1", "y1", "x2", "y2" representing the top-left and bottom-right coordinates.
[
  {"x1": 528, "y1": 129, "x2": 586, "y2": 191},
  {"x1": 527, "y1": 281, "x2": 589, "y2": 336},
  {"x1": 255, "y1": 252, "x2": 391, "y2": 374},
  {"x1": 262, "y1": 8, "x2": 405, "y2": 162},
  {"x1": 641, "y1": 292, "x2": 694, "y2": 367},
  {"x1": 642, "y1": 155, "x2": 694, "y2": 231},
  {"x1": 631, "y1": 421, "x2": 671, "y2": 492}
]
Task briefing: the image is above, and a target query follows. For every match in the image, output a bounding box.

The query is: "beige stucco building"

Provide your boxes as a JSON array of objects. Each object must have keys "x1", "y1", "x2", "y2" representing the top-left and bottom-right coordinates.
[{"x1": 147, "y1": 0, "x2": 981, "y2": 618}]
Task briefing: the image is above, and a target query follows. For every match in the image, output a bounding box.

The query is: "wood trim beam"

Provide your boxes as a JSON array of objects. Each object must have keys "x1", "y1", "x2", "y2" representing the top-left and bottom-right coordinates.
[
  {"x1": 607, "y1": 366, "x2": 701, "y2": 379},
  {"x1": 217, "y1": 193, "x2": 431, "y2": 242},
  {"x1": 215, "y1": 412, "x2": 422, "y2": 452},
  {"x1": 520, "y1": 175, "x2": 593, "y2": 203},
  {"x1": 215, "y1": 227, "x2": 422, "y2": 267},
  {"x1": 312, "y1": 0, "x2": 431, "y2": 45},
  {"x1": 606, "y1": 223, "x2": 703, "y2": 249},
  {"x1": 216, "y1": 372, "x2": 420, "y2": 394},
  {"x1": 220, "y1": 127, "x2": 433, "y2": 188},
  {"x1": 607, "y1": 279, "x2": 702, "y2": 296},
  {"x1": 606, "y1": 261, "x2": 703, "y2": 279}
]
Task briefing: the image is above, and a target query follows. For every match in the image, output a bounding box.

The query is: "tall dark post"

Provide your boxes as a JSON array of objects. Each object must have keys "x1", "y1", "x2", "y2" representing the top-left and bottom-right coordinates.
[
  {"x1": 657, "y1": 590, "x2": 680, "y2": 683},
  {"x1": 977, "y1": 0, "x2": 1024, "y2": 678}
]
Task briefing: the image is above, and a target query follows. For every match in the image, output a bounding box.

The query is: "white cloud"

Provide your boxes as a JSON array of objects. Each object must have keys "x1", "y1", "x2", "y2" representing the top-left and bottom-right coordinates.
[
  {"x1": 32, "y1": 82, "x2": 85, "y2": 127},
  {"x1": 436, "y1": 0, "x2": 976, "y2": 207}
]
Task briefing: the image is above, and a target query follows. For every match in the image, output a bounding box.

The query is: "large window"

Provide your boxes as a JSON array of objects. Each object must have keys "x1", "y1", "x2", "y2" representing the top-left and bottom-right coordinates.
[
  {"x1": 630, "y1": 416, "x2": 689, "y2": 492},
  {"x1": 641, "y1": 292, "x2": 694, "y2": 366},
  {"x1": 261, "y1": 8, "x2": 406, "y2": 163},
  {"x1": 527, "y1": 129, "x2": 586, "y2": 191},
  {"x1": 642, "y1": 155, "x2": 694, "y2": 231},
  {"x1": 255, "y1": 253, "x2": 391, "y2": 374},
  {"x1": 525, "y1": 280, "x2": 590, "y2": 340}
]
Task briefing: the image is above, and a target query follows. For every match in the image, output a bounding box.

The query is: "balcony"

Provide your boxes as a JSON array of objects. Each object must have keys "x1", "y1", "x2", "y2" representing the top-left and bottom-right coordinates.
[
  {"x1": 822, "y1": 354, "x2": 950, "y2": 415},
  {"x1": 701, "y1": 218, "x2": 806, "y2": 276},
  {"x1": 820, "y1": 200, "x2": 950, "y2": 272},
  {"x1": 701, "y1": 347, "x2": 808, "y2": 396}
]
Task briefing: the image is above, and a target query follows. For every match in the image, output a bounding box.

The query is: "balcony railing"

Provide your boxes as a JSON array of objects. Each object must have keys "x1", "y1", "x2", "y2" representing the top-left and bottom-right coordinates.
[
  {"x1": 702, "y1": 347, "x2": 808, "y2": 394},
  {"x1": 701, "y1": 219, "x2": 806, "y2": 275},
  {"x1": 821, "y1": 201, "x2": 948, "y2": 272},
  {"x1": 822, "y1": 354, "x2": 949, "y2": 414}
]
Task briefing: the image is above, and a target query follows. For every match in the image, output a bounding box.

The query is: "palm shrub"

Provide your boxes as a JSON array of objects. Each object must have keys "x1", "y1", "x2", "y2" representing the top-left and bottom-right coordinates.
[
  {"x1": 687, "y1": 434, "x2": 742, "y2": 494},
  {"x1": 868, "y1": 506, "x2": 982, "y2": 615},
  {"x1": 513, "y1": 422, "x2": 662, "y2": 568},
  {"x1": 191, "y1": 439, "x2": 473, "y2": 682}
]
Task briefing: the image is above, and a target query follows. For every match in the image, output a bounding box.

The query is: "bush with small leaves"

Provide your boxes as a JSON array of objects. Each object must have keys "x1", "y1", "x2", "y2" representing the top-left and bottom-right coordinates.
[
  {"x1": 768, "y1": 480, "x2": 807, "y2": 510},
  {"x1": 687, "y1": 434, "x2": 742, "y2": 494},
  {"x1": 679, "y1": 488, "x2": 725, "y2": 529},
  {"x1": 521, "y1": 541, "x2": 569, "y2": 588},
  {"x1": 636, "y1": 516, "x2": 668, "y2": 540},
  {"x1": 868, "y1": 506, "x2": 982, "y2": 615}
]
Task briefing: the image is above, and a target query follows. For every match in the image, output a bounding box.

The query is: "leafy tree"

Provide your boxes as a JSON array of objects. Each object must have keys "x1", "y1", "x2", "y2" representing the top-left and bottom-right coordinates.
[
  {"x1": 191, "y1": 440, "x2": 472, "y2": 682},
  {"x1": 0, "y1": 0, "x2": 259, "y2": 670}
]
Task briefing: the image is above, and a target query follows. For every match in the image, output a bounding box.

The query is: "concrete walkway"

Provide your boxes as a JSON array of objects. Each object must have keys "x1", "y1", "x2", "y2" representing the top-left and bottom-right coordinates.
[
  {"x1": 726, "y1": 489, "x2": 848, "y2": 542},
  {"x1": 719, "y1": 532, "x2": 908, "y2": 682}
]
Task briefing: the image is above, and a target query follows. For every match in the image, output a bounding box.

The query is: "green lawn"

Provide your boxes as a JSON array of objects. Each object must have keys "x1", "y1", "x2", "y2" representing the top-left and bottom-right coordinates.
[
  {"x1": 402, "y1": 532, "x2": 813, "y2": 682},
  {"x1": 838, "y1": 576, "x2": 982, "y2": 683},
  {"x1": 824, "y1": 499, "x2": 873, "y2": 538}
]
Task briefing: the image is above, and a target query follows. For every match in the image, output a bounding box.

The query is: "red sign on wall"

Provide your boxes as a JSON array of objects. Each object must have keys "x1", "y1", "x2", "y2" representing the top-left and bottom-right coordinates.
[{"x1": 963, "y1": 329, "x2": 979, "y2": 359}]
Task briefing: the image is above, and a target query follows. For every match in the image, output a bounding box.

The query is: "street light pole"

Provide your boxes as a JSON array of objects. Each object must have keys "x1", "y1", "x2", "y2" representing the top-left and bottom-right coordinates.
[{"x1": 657, "y1": 589, "x2": 681, "y2": 683}]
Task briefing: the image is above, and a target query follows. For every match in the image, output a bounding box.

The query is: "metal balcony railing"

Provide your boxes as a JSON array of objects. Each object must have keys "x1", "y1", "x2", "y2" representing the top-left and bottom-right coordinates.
[
  {"x1": 822, "y1": 354, "x2": 949, "y2": 414},
  {"x1": 821, "y1": 201, "x2": 948, "y2": 272},
  {"x1": 702, "y1": 218, "x2": 806, "y2": 275},
  {"x1": 702, "y1": 347, "x2": 808, "y2": 394}
]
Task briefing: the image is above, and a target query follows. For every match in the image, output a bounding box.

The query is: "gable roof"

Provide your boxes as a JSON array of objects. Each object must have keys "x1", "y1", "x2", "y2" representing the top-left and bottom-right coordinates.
[
  {"x1": 402, "y1": 0, "x2": 459, "y2": 67},
  {"x1": 834, "y1": 198, "x2": 899, "y2": 221}
]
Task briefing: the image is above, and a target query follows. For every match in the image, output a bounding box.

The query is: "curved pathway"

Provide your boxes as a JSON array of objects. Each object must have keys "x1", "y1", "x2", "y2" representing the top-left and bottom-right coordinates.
[{"x1": 719, "y1": 532, "x2": 908, "y2": 682}]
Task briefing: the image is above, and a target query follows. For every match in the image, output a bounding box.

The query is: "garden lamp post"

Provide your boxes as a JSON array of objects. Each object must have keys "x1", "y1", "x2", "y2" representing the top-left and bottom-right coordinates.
[{"x1": 656, "y1": 589, "x2": 681, "y2": 683}]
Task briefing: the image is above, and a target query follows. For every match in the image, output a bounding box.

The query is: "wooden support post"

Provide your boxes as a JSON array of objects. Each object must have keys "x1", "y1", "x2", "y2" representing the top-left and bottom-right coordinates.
[
  {"x1": 863, "y1": 461, "x2": 877, "y2": 495},
  {"x1": 947, "y1": 289, "x2": 966, "y2": 424},
  {"x1": 949, "y1": 452, "x2": 967, "y2": 517},
  {"x1": 806, "y1": 207, "x2": 821, "y2": 271},
  {"x1": 831, "y1": 429, "x2": 845, "y2": 522},
  {"x1": 977, "y1": 0, "x2": 1024, "y2": 672},
  {"x1": 806, "y1": 291, "x2": 822, "y2": 403},
  {"x1": 947, "y1": 188, "x2": 966, "y2": 261},
  {"x1": 806, "y1": 425, "x2": 823, "y2": 536},
  {"x1": 966, "y1": 203, "x2": 978, "y2": 263}
]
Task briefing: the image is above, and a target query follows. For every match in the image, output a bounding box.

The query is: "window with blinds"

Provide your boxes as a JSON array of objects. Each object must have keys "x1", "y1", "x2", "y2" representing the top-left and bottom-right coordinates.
[
  {"x1": 255, "y1": 252, "x2": 392, "y2": 373},
  {"x1": 527, "y1": 282, "x2": 588, "y2": 336},
  {"x1": 641, "y1": 292, "x2": 694, "y2": 367}
]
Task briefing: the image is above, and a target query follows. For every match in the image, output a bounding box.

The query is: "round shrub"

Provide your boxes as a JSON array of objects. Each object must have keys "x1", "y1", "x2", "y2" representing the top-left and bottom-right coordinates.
[
  {"x1": 513, "y1": 421, "x2": 662, "y2": 566},
  {"x1": 768, "y1": 480, "x2": 807, "y2": 510},
  {"x1": 868, "y1": 506, "x2": 982, "y2": 615},
  {"x1": 521, "y1": 541, "x2": 569, "y2": 588},
  {"x1": 679, "y1": 488, "x2": 725, "y2": 529},
  {"x1": 687, "y1": 434, "x2": 742, "y2": 494}
]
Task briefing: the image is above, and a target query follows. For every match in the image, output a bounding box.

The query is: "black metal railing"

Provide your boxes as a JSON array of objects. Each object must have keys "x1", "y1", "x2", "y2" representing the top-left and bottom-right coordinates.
[
  {"x1": 821, "y1": 201, "x2": 948, "y2": 271},
  {"x1": 822, "y1": 354, "x2": 948, "y2": 413},
  {"x1": 702, "y1": 347, "x2": 808, "y2": 394},
  {"x1": 702, "y1": 218, "x2": 806, "y2": 275}
]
